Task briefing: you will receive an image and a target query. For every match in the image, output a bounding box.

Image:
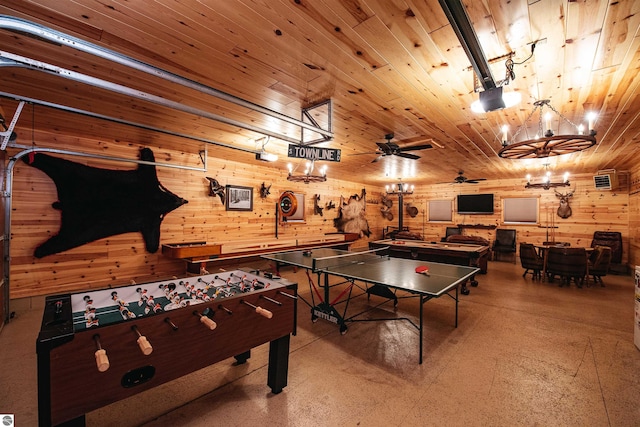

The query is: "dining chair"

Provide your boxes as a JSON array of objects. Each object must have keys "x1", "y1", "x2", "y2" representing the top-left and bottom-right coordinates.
[
  {"x1": 545, "y1": 247, "x2": 588, "y2": 287},
  {"x1": 588, "y1": 246, "x2": 612, "y2": 286},
  {"x1": 492, "y1": 229, "x2": 516, "y2": 262},
  {"x1": 519, "y1": 243, "x2": 544, "y2": 280}
]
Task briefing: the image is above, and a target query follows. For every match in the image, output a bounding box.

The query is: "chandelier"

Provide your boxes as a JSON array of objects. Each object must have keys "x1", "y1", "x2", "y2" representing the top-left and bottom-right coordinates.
[
  {"x1": 525, "y1": 164, "x2": 570, "y2": 190},
  {"x1": 498, "y1": 99, "x2": 597, "y2": 159},
  {"x1": 287, "y1": 160, "x2": 327, "y2": 183},
  {"x1": 386, "y1": 181, "x2": 414, "y2": 195}
]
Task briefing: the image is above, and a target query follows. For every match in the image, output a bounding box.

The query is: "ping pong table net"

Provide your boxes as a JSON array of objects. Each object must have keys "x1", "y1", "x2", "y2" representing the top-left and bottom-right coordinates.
[{"x1": 311, "y1": 247, "x2": 389, "y2": 272}]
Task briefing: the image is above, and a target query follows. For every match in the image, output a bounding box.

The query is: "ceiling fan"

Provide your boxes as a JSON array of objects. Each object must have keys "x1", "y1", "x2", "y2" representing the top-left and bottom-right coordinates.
[
  {"x1": 370, "y1": 133, "x2": 433, "y2": 163},
  {"x1": 447, "y1": 170, "x2": 487, "y2": 184}
]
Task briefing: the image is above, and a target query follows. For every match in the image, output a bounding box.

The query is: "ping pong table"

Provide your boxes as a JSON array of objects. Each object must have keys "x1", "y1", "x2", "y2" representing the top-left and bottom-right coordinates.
[{"x1": 262, "y1": 247, "x2": 479, "y2": 364}]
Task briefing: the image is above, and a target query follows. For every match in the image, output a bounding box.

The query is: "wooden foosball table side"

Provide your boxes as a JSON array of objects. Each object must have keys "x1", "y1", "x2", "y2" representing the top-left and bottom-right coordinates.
[{"x1": 37, "y1": 279, "x2": 297, "y2": 427}]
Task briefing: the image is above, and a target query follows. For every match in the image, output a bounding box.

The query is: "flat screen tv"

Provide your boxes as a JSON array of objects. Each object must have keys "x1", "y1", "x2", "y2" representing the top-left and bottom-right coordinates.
[{"x1": 457, "y1": 194, "x2": 494, "y2": 215}]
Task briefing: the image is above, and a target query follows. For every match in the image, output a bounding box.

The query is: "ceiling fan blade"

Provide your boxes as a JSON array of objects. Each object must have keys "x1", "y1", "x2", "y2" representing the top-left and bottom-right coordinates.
[
  {"x1": 376, "y1": 142, "x2": 390, "y2": 151},
  {"x1": 372, "y1": 155, "x2": 384, "y2": 163},
  {"x1": 466, "y1": 178, "x2": 487, "y2": 183},
  {"x1": 397, "y1": 144, "x2": 433, "y2": 152},
  {"x1": 347, "y1": 151, "x2": 379, "y2": 156},
  {"x1": 395, "y1": 152, "x2": 420, "y2": 160}
]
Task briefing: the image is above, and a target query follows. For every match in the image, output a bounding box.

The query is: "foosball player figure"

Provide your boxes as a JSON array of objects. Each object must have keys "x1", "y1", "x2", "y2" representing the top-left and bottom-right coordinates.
[
  {"x1": 195, "y1": 288, "x2": 208, "y2": 302},
  {"x1": 180, "y1": 281, "x2": 195, "y2": 297},
  {"x1": 111, "y1": 291, "x2": 128, "y2": 307},
  {"x1": 136, "y1": 288, "x2": 149, "y2": 306},
  {"x1": 160, "y1": 283, "x2": 177, "y2": 299},
  {"x1": 145, "y1": 296, "x2": 156, "y2": 314},
  {"x1": 85, "y1": 307, "x2": 99, "y2": 328},
  {"x1": 119, "y1": 305, "x2": 136, "y2": 319},
  {"x1": 83, "y1": 295, "x2": 95, "y2": 310},
  {"x1": 152, "y1": 302, "x2": 163, "y2": 314}
]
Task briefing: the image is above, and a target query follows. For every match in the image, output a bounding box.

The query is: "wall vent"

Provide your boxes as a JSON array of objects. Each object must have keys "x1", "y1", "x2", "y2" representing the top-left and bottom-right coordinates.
[{"x1": 594, "y1": 170, "x2": 618, "y2": 190}]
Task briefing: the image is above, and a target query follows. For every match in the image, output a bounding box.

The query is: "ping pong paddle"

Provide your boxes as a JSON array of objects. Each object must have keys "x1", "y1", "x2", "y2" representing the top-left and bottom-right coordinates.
[{"x1": 415, "y1": 265, "x2": 430, "y2": 275}]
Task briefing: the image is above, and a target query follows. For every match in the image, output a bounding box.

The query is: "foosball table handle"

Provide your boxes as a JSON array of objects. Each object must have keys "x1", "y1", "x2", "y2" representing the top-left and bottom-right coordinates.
[
  {"x1": 95, "y1": 349, "x2": 110, "y2": 372},
  {"x1": 132, "y1": 325, "x2": 153, "y2": 355},
  {"x1": 93, "y1": 334, "x2": 110, "y2": 372},
  {"x1": 241, "y1": 300, "x2": 273, "y2": 319},
  {"x1": 136, "y1": 335, "x2": 153, "y2": 355},
  {"x1": 193, "y1": 310, "x2": 217, "y2": 330},
  {"x1": 255, "y1": 306, "x2": 273, "y2": 319}
]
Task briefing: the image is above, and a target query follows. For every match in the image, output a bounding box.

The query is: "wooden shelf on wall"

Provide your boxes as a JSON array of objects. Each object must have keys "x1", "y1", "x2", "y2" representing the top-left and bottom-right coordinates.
[{"x1": 457, "y1": 224, "x2": 497, "y2": 230}]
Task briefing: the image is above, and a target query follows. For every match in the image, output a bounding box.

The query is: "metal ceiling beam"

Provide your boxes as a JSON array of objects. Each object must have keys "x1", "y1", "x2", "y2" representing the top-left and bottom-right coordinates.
[
  {"x1": 0, "y1": 50, "x2": 305, "y2": 144},
  {"x1": 0, "y1": 91, "x2": 261, "y2": 156},
  {"x1": 438, "y1": 0, "x2": 497, "y2": 91},
  {"x1": 0, "y1": 15, "x2": 333, "y2": 141}
]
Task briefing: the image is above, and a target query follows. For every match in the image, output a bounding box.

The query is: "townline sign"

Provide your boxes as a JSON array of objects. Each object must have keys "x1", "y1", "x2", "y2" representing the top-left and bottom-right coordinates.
[{"x1": 287, "y1": 144, "x2": 341, "y2": 162}]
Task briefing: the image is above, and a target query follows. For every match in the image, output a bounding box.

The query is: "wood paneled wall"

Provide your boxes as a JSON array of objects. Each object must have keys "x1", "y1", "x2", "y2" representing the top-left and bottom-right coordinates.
[
  {"x1": 7, "y1": 129, "x2": 383, "y2": 299},
  {"x1": 627, "y1": 165, "x2": 640, "y2": 269},
  {"x1": 6, "y1": 128, "x2": 635, "y2": 299},
  {"x1": 380, "y1": 173, "x2": 631, "y2": 261}
]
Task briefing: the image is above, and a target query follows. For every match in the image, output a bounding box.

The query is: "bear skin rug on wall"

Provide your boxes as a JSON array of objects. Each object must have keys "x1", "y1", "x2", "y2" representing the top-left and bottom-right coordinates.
[{"x1": 24, "y1": 147, "x2": 188, "y2": 258}]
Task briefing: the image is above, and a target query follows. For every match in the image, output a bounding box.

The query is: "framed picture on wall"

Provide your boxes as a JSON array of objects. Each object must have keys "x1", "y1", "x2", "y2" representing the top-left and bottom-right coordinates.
[{"x1": 225, "y1": 185, "x2": 253, "y2": 211}]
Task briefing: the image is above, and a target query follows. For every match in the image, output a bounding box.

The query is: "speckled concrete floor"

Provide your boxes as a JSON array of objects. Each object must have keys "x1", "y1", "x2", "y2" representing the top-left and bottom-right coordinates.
[{"x1": 1, "y1": 260, "x2": 639, "y2": 426}]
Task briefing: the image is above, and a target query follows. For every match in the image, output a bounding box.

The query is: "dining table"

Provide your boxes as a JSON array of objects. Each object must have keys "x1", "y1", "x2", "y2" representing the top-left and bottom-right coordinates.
[{"x1": 534, "y1": 244, "x2": 594, "y2": 283}]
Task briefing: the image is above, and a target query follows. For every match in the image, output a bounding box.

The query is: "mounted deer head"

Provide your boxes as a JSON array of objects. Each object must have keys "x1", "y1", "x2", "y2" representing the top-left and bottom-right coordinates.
[{"x1": 554, "y1": 187, "x2": 575, "y2": 219}]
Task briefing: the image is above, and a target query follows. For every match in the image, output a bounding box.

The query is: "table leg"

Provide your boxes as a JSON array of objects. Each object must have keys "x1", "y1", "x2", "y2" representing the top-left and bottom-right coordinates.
[
  {"x1": 419, "y1": 295, "x2": 424, "y2": 365},
  {"x1": 267, "y1": 335, "x2": 290, "y2": 394},
  {"x1": 460, "y1": 280, "x2": 470, "y2": 295}
]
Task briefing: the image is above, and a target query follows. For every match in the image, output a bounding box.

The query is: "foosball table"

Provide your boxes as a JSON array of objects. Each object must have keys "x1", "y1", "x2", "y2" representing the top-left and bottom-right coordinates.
[{"x1": 36, "y1": 270, "x2": 297, "y2": 427}]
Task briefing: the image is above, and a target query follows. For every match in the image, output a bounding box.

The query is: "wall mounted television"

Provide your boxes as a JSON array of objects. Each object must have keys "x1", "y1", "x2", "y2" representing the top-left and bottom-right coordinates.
[{"x1": 456, "y1": 193, "x2": 494, "y2": 215}]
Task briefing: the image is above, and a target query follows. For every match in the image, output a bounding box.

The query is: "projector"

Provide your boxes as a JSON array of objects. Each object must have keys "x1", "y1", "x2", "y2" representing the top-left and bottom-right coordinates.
[
  {"x1": 255, "y1": 152, "x2": 278, "y2": 162},
  {"x1": 479, "y1": 86, "x2": 506, "y2": 112}
]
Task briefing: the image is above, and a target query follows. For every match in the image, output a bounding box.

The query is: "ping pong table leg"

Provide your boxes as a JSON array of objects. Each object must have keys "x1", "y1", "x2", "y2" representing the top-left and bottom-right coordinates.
[
  {"x1": 419, "y1": 295, "x2": 424, "y2": 364},
  {"x1": 455, "y1": 284, "x2": 459, "y2": 328}
]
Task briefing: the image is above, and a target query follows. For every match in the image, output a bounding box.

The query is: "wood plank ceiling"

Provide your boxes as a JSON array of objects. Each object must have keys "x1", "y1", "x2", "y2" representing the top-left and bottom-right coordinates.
[{"x1": 0, "y1": 0, "x2": 639, "y2": 186}]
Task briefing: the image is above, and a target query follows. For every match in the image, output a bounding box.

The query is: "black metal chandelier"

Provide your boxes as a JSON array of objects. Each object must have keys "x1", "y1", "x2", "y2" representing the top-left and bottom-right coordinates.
[
  {"x1": 498, "y1": 99, "x2": 597, "y2": 159},
  {"x1": 286, "y1": 160, "x2": 327, "y2": 183},
  {"x1": 525, "y1": 164, "x2": 570, "y2": 190}
]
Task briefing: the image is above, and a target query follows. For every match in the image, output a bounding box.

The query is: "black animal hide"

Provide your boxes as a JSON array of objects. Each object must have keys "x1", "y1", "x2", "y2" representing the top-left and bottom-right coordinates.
[{"x1": 24, "y1": 148, "x2": 188, "y2": 258}]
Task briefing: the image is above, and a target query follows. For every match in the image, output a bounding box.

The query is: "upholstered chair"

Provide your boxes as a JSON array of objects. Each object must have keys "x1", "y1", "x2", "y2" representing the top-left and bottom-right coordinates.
[
  {"x1": 546, "y1": 247, "x2": 588, "y2": 287},
  {"x1": 492, "y1": 229, "x2": 516, "y2": 262},
  {"x1": 519, "y1": 243, "x2": 544, "y2": 280},
  {"x1": 588, "y1": 246, "x2": 612, "y2": 286}
]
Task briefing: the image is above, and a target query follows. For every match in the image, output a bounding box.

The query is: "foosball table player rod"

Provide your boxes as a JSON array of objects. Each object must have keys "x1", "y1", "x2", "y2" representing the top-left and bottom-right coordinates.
[{"x1": 241, "y1": 300, "x2": 273, "y2": 319}]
